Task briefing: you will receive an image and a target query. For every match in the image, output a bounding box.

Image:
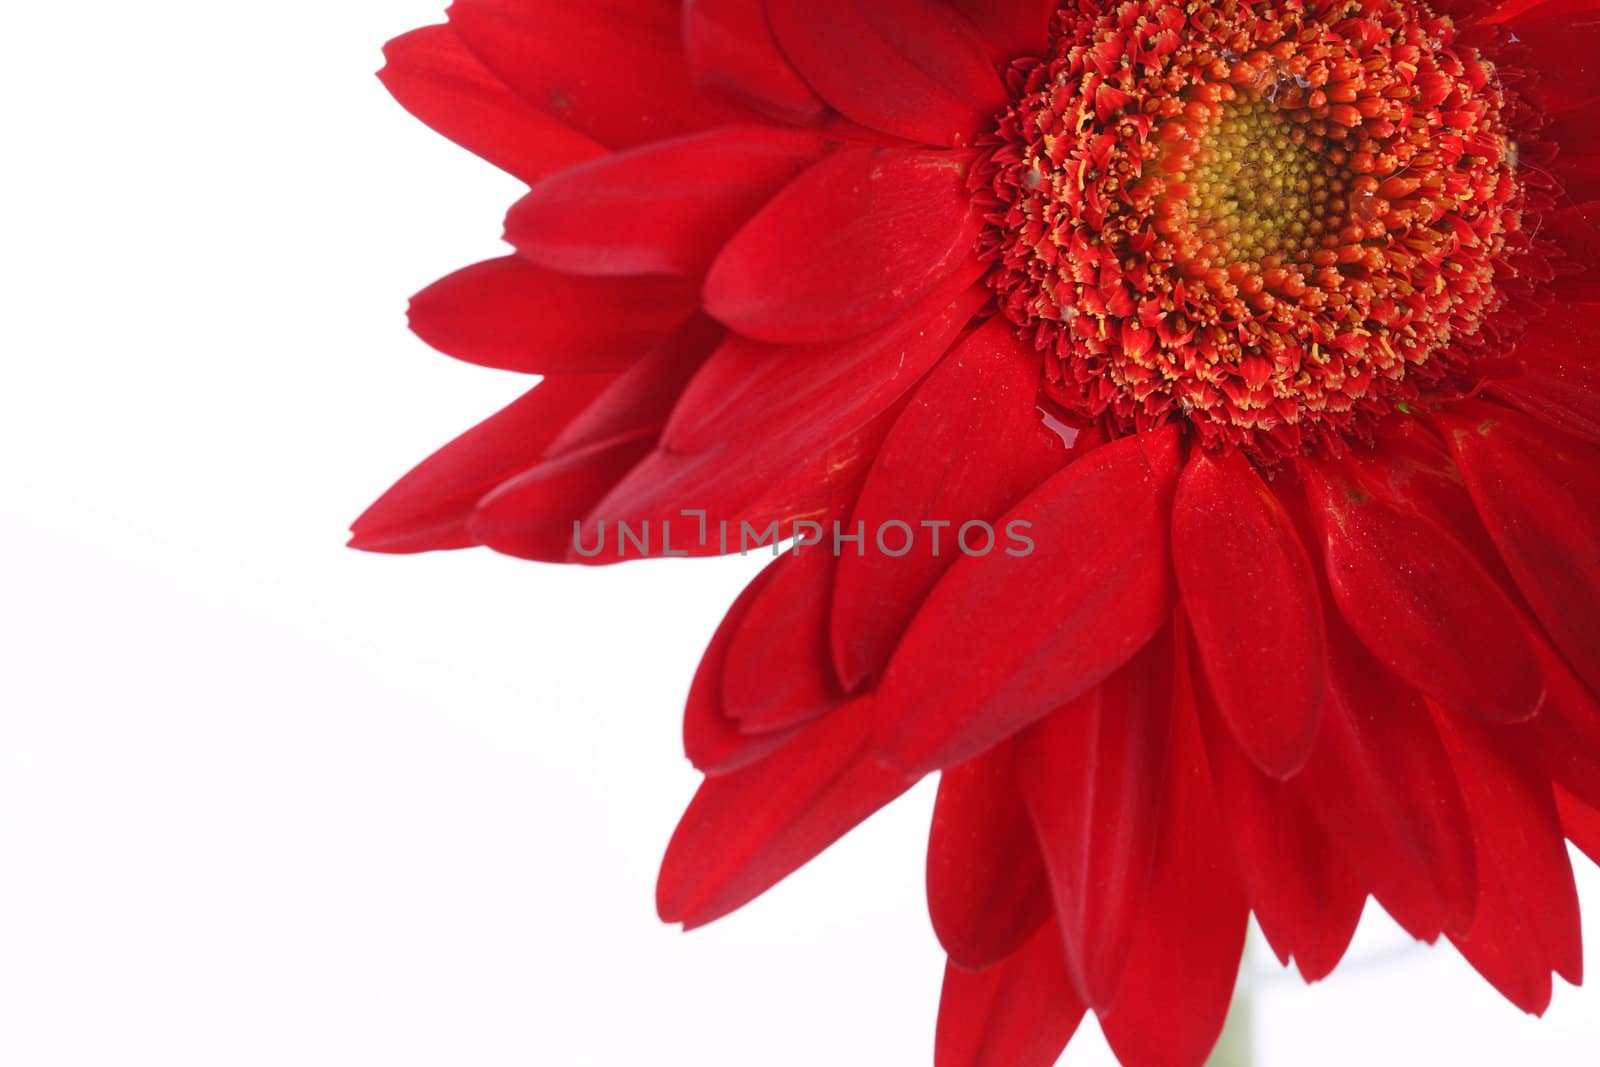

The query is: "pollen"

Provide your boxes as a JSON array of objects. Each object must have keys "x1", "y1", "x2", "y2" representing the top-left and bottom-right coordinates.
[{"x1": 975, "y1": 0, "x2": 1529, "y2": 459}]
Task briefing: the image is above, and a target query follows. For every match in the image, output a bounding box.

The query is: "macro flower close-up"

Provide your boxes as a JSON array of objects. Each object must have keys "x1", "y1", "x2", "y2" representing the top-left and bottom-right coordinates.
[{"x1": 352, "y1": 0, "x2": 1600, "y2": 1063}]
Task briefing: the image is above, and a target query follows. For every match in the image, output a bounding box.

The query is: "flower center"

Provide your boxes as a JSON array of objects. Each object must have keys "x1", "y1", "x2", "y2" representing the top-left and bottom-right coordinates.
[{"x1": 977, "y1": 0, "x2": 1527, "y2": 458}]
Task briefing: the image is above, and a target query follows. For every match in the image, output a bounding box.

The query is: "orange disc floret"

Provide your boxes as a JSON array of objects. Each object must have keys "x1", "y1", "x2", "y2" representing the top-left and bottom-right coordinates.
[{"x1": 976, "y1": 0, "x2": 1532, "y2": 459}]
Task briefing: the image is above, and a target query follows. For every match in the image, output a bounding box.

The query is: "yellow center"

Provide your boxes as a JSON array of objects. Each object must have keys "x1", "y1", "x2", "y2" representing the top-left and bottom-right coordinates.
[{"x1": 1185, "y1": 94, "x2": 1345, "y2": 264}]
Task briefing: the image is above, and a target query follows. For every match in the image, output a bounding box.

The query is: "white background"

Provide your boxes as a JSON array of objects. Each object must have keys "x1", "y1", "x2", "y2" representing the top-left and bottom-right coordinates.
[{"x1": 3, "y1": 3, "x2": 1598, "y2": 1064}]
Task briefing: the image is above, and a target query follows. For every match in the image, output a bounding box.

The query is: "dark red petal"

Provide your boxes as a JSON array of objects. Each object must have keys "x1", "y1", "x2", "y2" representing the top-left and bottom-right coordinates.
[
  {"x1": 703, "y1": 147, "x2": 983, "y2": 344},
  {"x1": 469, "y1": 431, "x2": 657, "y2": 560},
  {"x1": 448, "y1": 0, "x2": 756, "y2": 149},
  {"x1": 874, "y1": 428, "x2": 1183, "y2": 776},
  {"x1": 683, "y1": 560, "x2": 807, "y2": 774},
  {"x1": 668, "y1": 265, "x2": 986, "y2": 452},
  {"x1": 935, "y1": 922, "x2": 1086, "y2": 1067},
  {"x1": 1440, "y1": 403, "x2": 1600, "y2": 696},
  {"x1": 656, "y1": 696, "x2": 912, "y2": 928},
  {"x1": 1173, "y1": 448, "x2": 1325, "y2": 778},
  {"x1": 1193, "y1": 648, "x2": 1363, "y2": 983},
  {"x1": 409, "y1": 257, "x2": 697, "y2": 374},
  {"x1": 1490, "y1": 300, "x2": 1600, "y2": 445},
  {"x1": 1543, "y1": 204, "x2": 1600, "y2": 301},
  {"x1": 1301, "y1": 455, "x2": 1544, "y2": 724},
  {"x1": 349, "y1": 375, "x2": 614, "y2": 553},
  {"x1": 683, "y1": 0, "x2": 826, "y2": 122},
  {"x1": 764, "y1": 0, "x2": 1005, "y2": 146},
  {"x1": 724, "y1": 547, "x2": 846, "y2": 733},
  {"x1": 1296, "y1": 603, "x2": 1478, "y2": 941},
  {"x1": 927, "y1": 739, "x2": 1053, "y2": 971},
  {"x1": 939, "y1": 0, "x2": 1056, "y2": 62},
  {"x1": 1509, "y1": 11, "x2": 1600, "y2": 112},
  {"x1": 1098, "y1": 654, "x2": 1248, "y2": 1067},
  {"x1": 506, "y1": 126, "x2": 830, "y2": 277},
  {"x1": 1019, "y1": 633, "x2": 1174, "y2": 1011},
  {"x1": 379, "y1": 25, "x2": 604, "y2": 184},
  {"x1": 1436, "y1": 710, "x2": 1583, "y2": 1012},
  {"x1": 831, "y1": 319, "x2": 1067, "y2": 688}
]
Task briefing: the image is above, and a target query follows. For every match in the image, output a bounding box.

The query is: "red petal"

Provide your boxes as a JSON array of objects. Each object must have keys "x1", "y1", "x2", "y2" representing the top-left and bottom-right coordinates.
[
  {"x1": 683, "y1": 560, "x2": 808, "y2": 774},
  {"x1": 939, "y1": 0, "x2": 1056, "y2": 62},
  {"x1": 1018, "y1": 632, "x2": 1174, "y2": 1011},
  {"x1": 656, "y1": 696, "x2": 911, "y2": 928},
  {"x1": 580, "y1": 273, "x2": 986, "y2": 555},
  {"x1": 703, "y1": 147, "x2": 983, "y2": 344},
  {"x1": 582, "y1": 404, "x2": 904, "y2": 560},
  {"x1": 1098, "y1": 653, "x2": 1249, "y2": 1067},
  {"x1": 1436, "y1": 710, "x2": 1583, "y2": 1013},
  {"x1": 1509, "y1": 10, "x2": 1600, "y2": 112},
  {"x1": 349, "y1": 375, "x2": 614, "y2": 553},
  {"x1": 506, "y1": 126, "x2": 830, "y2": 277},
  {"x1": 935, "y1": 922, "x2": 1086, "y2": 1067},
  {"x1": 1543, "y1": 204, "x2": 1600, "y2": 301},
  {"x1": 1556, "y1": 787, "x2": 1600, "y2": 868},
  {"x1": 683, "y1": 0, "x2": 826, "y2": 122},
  {"x1": 724, "y1": 546, "x2": 846, "y2": 733},
  {"x1": 764, "y1": 0, "x2": 1005, "y2": 146},
  {"x1": 1489, "y1": 299, "x2": 1600, "y2": 444},
  {"x1": 448, "y1": 0, "x2": 756, "y2": 149},
  {"x1": 927, "y1": 739, "x2": 1053, "y2": 971},
  {"x1": 1301, "y1": 455, "x2": 1544, "y2": 724},
  {"x1": 379, "y1": 24, "x2": 604, "y2": 184},
  {"x1": 469, "y1": 431, "x2": 657, "y2": 560},
  {"x1": 409, "y1": 257, "x2": 697, "y2": 374},
  {"x1": 1297, "y1": 613, "x2": 1478, "y2": 941},
  {"x1": 874, "y1": 428, "x2": 1183, "y2": 776},
  {"x1": 1173, "y1": 448, "x2": 1325, "y2": 778},
  {"x1": 831, "y1": 318, "x2": 1067, "y2": 688},
  {"x1": 1440, "y1": 403, "x2": 1600, "y2": 697},
  {"x1": 668, "y1": 265, "x2": 986, "y2": 452},
  {"x1": 1193, "y1": 649, "x2": 1363, "y2": 983}
]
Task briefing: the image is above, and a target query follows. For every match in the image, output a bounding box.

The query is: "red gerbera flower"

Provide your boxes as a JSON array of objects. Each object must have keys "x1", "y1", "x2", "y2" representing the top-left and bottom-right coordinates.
[{"x1": 355, "y1": 1, "x2": 1600, "y2": 1063}]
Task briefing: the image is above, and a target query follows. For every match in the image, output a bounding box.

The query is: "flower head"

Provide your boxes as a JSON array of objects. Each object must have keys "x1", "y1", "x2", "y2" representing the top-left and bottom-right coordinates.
[{"x1": 356, "y1": 1, "x2": 1600, "y2": 1064}]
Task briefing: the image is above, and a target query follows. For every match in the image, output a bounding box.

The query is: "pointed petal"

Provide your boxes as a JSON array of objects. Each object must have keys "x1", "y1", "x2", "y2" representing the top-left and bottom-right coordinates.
[
  {"x1": 724, "y1": 547, "x2": 846, "y2": 733},
  {"x1": 928, "y1": 739, "x2": 1053, "y2": 971},
  {"x1": 683, "y1": 560, "x2": 808, "y2": 774},
  {"x1": 409, "y1": 257, "x2": 697, "y2": 374},
  {"x1": 506, "y1": 126, "x2": 829, "y2": 277},
  {"x1": 1440, "y1": 403, "x2": 1600, "y2": 696},
  {"x1": 1556, "y1": 787, "x2": 1600, "y2": 868},
  {"x1": 1303, "y1": 594, "x2": 1479, "y2": 938},
  {"x1": 764, "y1": 0, "x2": 1005, "y2": 146},
  {"x1": 1301, "y1": 455, "x2": 1544, "y2": 724},
  {"x1": 1173, "y1": 448, "x2": 1326, "y2": 778},
  {"x1": 875, "y1": 429, "x2": 1183, "y2": 776},
  {"x1": 1098, "y1": 654, "x2": 1249, "y2": 1067},
  {"x1": 448, "y1": 0, "x2": 756, "y2": 148},
  {"x1": 379, "y1": 24, "x2": 604, "y2": 183},
  {"x1": 831, "y1": 318, "x2": 1067, "y2": 688},
  {"x1": 935, "y1": 922, "x2": 1086, "y2": 1067},
  {"x1": 349, "y1": 375, "x2": 614, "y2": 553},
  {"x1": 703, "y1": 147, "x2": 983, "y2": 344},
  {"x1": 1437, "y1": 710, "x2": 1583, "y2": 1012},
  {"x1": 657, "y1": 696, "x2": 912, "y2": 928},
  {"x1": 1194, "y1": 652, "x2": 1364, "y2": 983},
  {"x1": 1018, "y1": 632, "x2": 1174, "y2": 1011}
]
